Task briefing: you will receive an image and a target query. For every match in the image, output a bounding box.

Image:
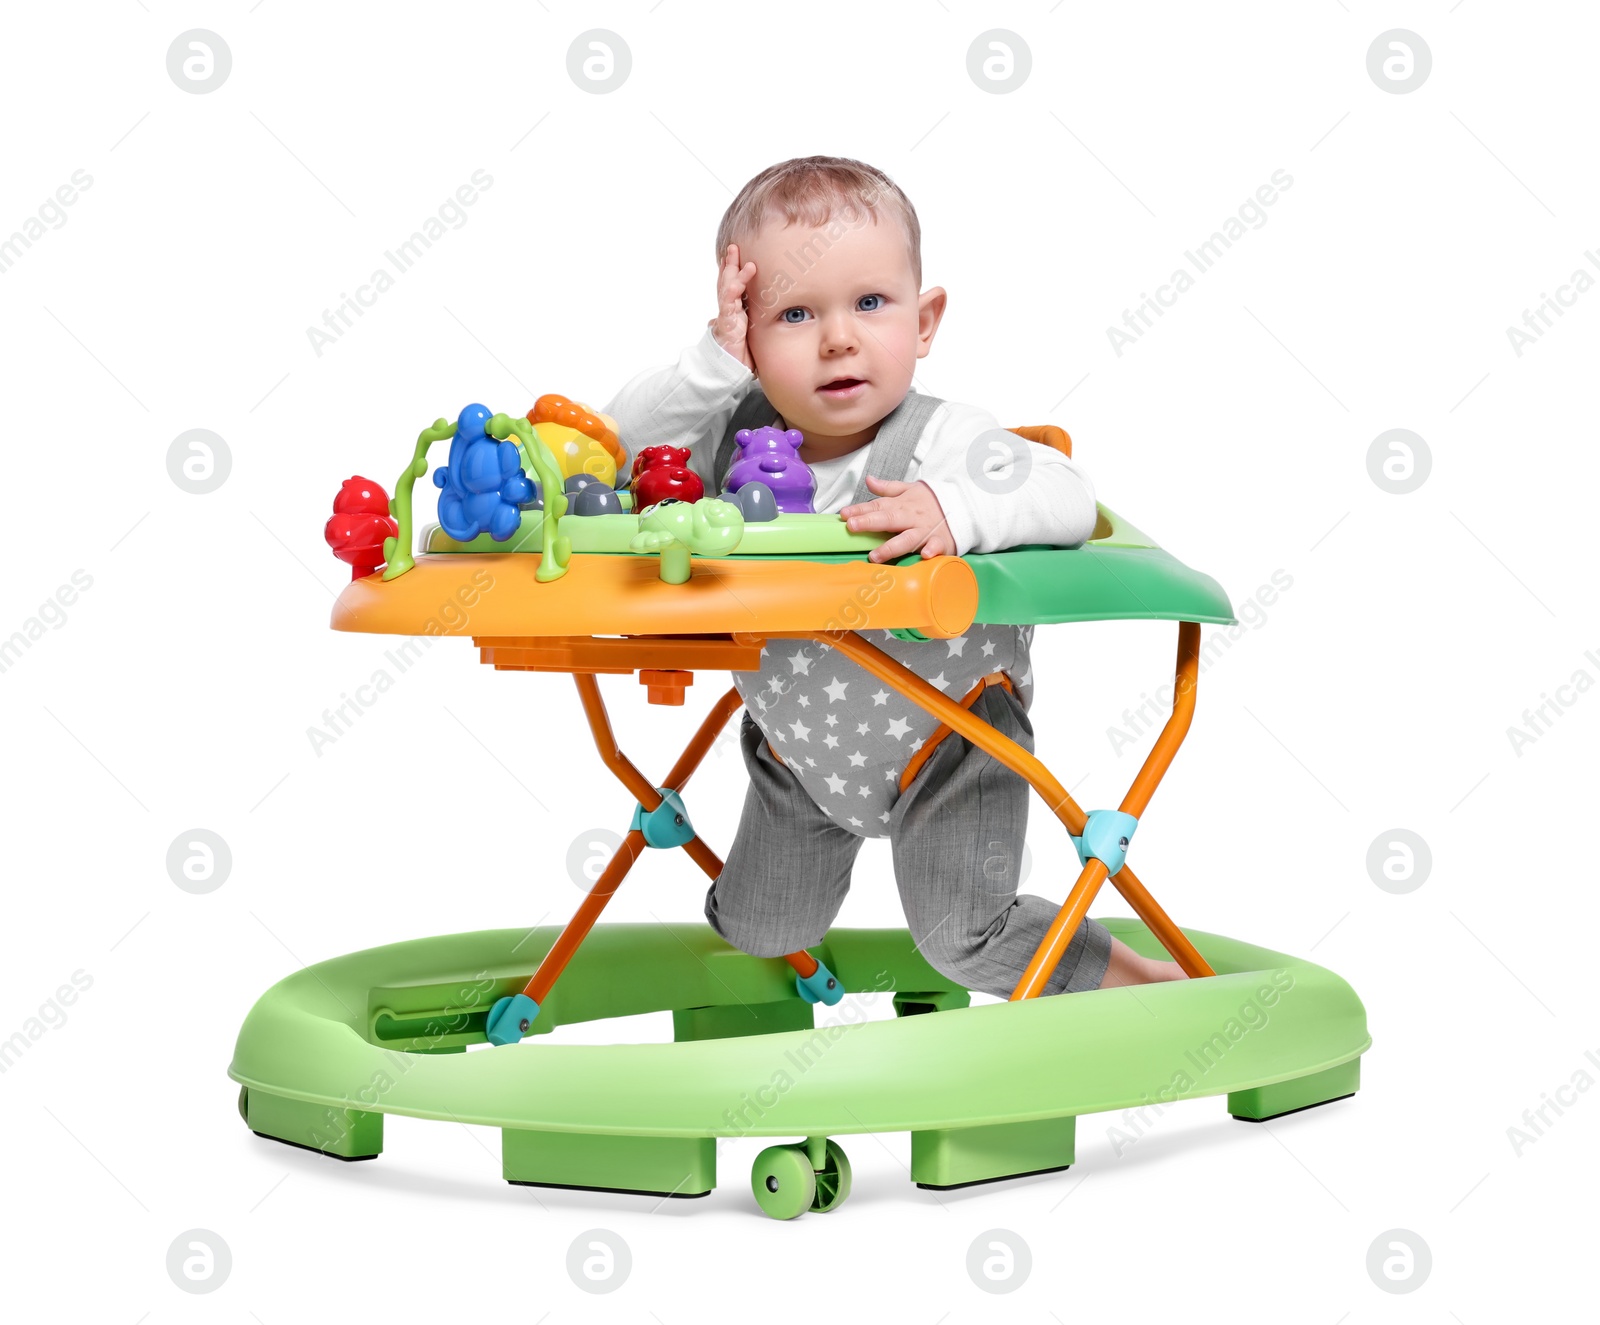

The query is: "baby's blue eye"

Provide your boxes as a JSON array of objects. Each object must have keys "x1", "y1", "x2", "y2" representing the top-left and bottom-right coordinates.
[
  {"x1": 857, "y1": 294, "x2": 885, "y2": 311},
  {"x1": 781, "y1": 307, "x2": 810, "y2": 324}
]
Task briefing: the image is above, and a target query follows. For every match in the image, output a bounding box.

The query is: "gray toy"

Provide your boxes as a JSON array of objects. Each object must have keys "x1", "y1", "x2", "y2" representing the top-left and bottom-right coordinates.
[{"x1": 730, "y1": 480, "x2": 779, "y2": 522}]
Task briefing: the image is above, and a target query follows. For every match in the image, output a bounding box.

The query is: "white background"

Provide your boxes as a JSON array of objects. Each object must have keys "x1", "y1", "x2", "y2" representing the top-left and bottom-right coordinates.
[{"x1": 2, "y1": 2, "x2": 1594, "y2": 1320}]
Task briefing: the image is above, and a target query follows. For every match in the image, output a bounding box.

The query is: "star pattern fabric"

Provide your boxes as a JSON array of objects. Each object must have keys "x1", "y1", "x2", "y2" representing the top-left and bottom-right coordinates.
[{"x1": 732, "y1": 625, "x2": 1035, "y2": 839}]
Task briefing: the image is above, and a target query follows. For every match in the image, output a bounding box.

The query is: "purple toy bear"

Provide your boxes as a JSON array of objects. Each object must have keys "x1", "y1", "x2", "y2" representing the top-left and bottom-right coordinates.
[{"x1": 723, "y1": 426, "x2": 816, "y2": 514}]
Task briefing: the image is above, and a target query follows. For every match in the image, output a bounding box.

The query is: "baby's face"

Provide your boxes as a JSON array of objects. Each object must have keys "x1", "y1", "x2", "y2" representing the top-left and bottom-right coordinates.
[{"x1": 738, "y1": 213, "x2": 945, "y2": 444}]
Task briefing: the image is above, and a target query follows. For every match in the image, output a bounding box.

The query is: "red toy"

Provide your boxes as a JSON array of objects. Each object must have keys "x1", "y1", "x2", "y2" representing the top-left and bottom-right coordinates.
[
  {"x1": 630, "y1": 445, "x2": 704, "y2": 511},
  {"x1": 325, "y1": 475, "x2": 398, "y2": 581}
]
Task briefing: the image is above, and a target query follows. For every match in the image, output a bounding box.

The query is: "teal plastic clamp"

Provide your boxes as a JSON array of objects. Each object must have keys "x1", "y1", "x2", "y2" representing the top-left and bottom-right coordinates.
[
  {"x1": 1070, "y1": 809, "x2": 1139, "y2": 876},
  {"x1": 630, "y1": 788, "x2": 694, "y2": 848},
  {"x1": 887, "y1": 627, "x2": 930, "y2": 642},
  {"x1": 485, "y1": 993, "x2": 540, "y2": 1046},
  {"x1": 796, "y1": 959, "x2": 844, "y2": 1005}
]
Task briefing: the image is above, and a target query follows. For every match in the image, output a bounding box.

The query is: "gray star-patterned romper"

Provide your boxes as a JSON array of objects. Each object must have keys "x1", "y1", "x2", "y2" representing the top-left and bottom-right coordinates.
[{"x1": 701, "y1": 387, "x2": 1113, "y2": 998}]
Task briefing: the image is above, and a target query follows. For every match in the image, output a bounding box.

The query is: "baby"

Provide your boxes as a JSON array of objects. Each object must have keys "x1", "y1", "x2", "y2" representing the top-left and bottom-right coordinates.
[{"x1": 602, "y1": 156, "x2": 1184, "y2": 996}]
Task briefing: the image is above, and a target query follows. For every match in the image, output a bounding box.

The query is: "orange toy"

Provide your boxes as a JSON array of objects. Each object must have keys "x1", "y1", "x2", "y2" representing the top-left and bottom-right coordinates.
[{"x1": 529, "y1": 394, "x2": 628, "y2": 475}]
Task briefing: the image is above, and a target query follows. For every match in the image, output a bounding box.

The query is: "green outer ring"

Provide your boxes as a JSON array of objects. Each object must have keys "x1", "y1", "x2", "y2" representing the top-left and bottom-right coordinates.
[{"x1": 228, "y1": 920, "x2": 1368, "y2": 1139}]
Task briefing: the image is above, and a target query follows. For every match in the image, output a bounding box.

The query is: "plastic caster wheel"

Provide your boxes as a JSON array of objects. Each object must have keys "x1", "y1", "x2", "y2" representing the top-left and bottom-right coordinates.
[
  {"x1": 751, "y1": 1144, "x2": 816, "y2": 1220},
  {"x1": 237, "y1": 1086, "x2": 249, "y2": 1125},
  {"x1": 809, "y1": 1139, "x2": 852, "y2": 1213}
]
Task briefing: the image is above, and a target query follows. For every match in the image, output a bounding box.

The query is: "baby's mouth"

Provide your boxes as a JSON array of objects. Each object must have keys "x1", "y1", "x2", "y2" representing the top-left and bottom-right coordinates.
[{"x1": 818, "y1": 376, "x2": 867, "y2": 397}]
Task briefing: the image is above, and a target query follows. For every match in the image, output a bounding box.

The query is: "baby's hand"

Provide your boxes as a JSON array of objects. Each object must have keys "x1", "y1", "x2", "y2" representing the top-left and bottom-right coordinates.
[
  {"x1": 841, "y1": 477, "x2": 957, "y2": 563},
  {"x1": 708, "y1": 243, "x2": 758, "y2": 372}
]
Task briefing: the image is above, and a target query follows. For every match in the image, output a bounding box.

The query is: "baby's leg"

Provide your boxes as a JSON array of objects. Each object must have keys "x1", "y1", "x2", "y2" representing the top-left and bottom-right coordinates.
[
  {"x1": 704, "y1": 711, "x2": 864, "y2": 957},
  {"x1": 888, "y1": 684, "x2": 1115, "y2": 998}
]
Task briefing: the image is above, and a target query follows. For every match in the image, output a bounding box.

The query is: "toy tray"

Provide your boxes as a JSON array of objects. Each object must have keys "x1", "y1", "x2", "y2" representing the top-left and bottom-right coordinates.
[{"x1": 331, "y1": 503, "x2": 1235, "y2": 641}]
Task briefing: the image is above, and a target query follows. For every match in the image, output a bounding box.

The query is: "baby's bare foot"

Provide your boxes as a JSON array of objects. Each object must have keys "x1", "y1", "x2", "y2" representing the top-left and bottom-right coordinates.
[{"x1": 1097, "y1": 935, "x2": 1191, "y2": 989}]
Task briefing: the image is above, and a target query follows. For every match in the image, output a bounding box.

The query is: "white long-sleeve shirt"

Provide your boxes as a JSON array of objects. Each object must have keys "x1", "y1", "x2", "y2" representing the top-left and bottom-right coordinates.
[{"x1": 600, "y1": 326, "x2": 1097, "y2": 556}]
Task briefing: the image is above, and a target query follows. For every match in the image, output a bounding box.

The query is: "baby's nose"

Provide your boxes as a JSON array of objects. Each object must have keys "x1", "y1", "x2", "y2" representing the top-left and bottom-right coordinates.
[{"x1": 819, "y1": 312, "x2": 858, "y2": 349}]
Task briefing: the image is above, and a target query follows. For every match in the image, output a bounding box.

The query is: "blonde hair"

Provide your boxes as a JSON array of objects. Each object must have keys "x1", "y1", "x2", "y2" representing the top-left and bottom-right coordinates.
[{"x1": 714, "y1": 156, "x2": 922, "y2": 288}]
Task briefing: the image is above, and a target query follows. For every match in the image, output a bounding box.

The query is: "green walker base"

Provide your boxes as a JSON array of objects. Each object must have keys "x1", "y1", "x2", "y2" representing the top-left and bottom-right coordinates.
[
  {"x1": 243, "y1": 1086, "x2": 383, "y2": 1161},
  {"x1": 503, "y1": 1128, "x2": 716, "y2": 1197},
  {"x1": 1228, "y1": 1057, "x2": 1360, "y2": 1122},
  {"x1": 229, "y1": 920, "x2": 1370, "y2": 1214},
  {"x1": 912, "y1": 1114, "x2": 1076, "y2": 1190}
]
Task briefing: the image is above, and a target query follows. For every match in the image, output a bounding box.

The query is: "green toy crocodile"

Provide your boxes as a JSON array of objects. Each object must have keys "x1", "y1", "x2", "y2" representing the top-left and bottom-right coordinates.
[{"x1": 630, "y1": 498, "x2": 746, "y2": 583}]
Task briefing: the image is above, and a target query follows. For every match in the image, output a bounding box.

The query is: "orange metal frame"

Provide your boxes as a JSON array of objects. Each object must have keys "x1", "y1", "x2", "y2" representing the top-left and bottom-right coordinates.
[
  {"x1": 494, "y1": 618, "x2": 1211, "y2": 1011},
  {"x1": 806, "y1": 624, "x2": 1216, "y2": 995},
  {"x1": 506, "y1": 671, "x2": 820, "y2": 1010}
]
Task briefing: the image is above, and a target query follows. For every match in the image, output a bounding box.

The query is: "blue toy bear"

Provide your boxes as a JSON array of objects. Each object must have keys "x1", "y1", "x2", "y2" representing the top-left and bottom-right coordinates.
[{"x1": 432, "y1": 403, "x2": 534, "y2": 542}]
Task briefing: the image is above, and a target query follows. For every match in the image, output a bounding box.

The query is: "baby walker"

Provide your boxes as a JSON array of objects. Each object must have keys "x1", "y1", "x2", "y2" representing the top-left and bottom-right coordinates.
[{"x1": 229, "y1": 396, "x2": 1370, "y2": 1219}]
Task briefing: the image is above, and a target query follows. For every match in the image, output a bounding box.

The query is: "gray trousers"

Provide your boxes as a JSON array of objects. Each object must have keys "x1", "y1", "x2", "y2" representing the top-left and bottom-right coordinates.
[{"x1": 704, "y1": 683, "x2": 1114, "y2": 997}]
